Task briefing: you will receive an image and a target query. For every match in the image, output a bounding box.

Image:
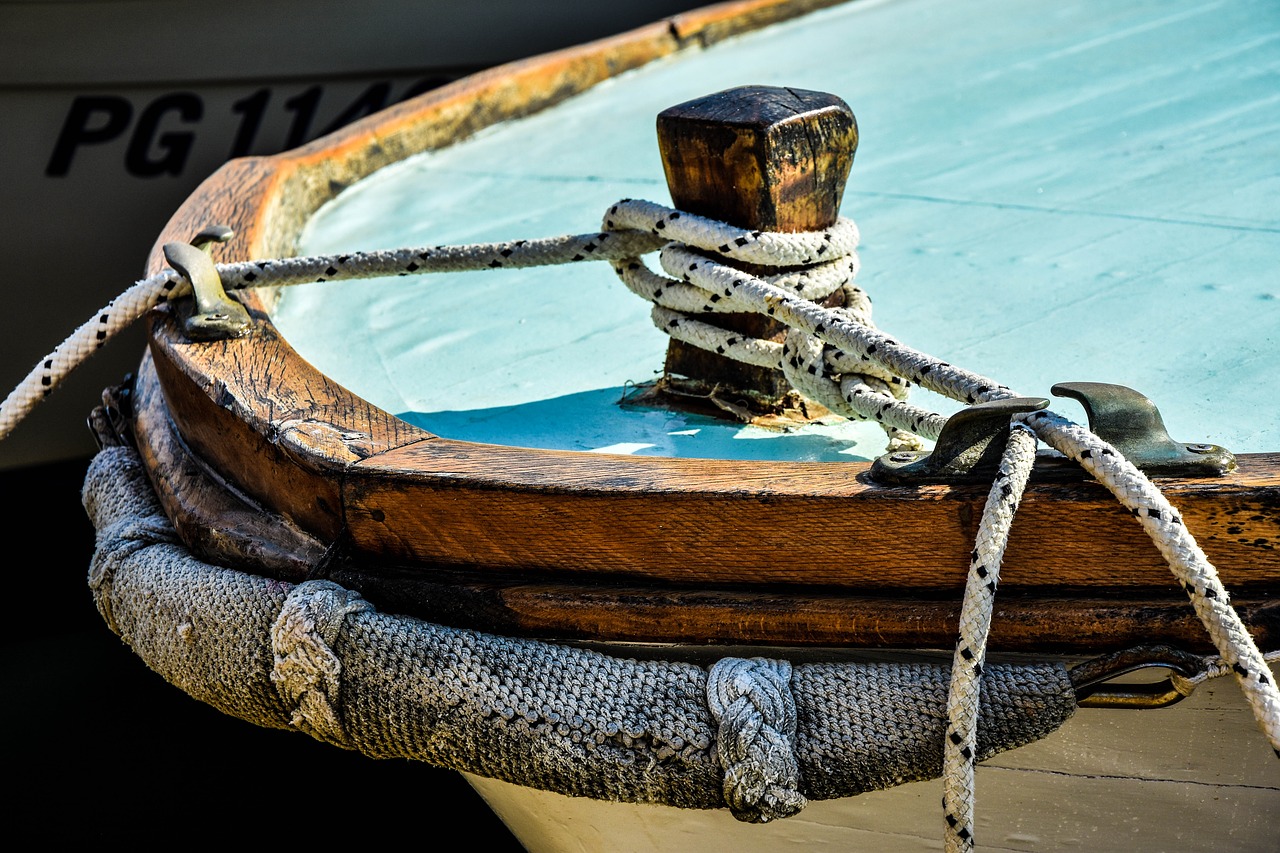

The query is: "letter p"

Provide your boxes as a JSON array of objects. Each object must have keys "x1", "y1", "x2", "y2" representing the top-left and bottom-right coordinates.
[{"x1": 45, "y1": 95, "x2": 133, "y2": 177}]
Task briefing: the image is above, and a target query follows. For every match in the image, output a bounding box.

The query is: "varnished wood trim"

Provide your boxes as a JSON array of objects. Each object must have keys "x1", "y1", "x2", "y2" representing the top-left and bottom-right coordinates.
[
  {"x1": 318, "y1": 568, "x2": 1280, "y2": 654},
  {"x1": 128, "y1": 351, "x2": 1280, "y2": 652},
  {"x1": 130, "y1": 0, "x2": 1280, "y2": 641},
  {"x1": 342, "y1": 438, "x2": 1280, "y2": 589}
]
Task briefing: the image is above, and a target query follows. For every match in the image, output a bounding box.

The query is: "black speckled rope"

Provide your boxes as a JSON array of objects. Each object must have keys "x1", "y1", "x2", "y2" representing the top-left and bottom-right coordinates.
[{"x1": 0, "y1": 228, "x2": 665, "y2": 440}]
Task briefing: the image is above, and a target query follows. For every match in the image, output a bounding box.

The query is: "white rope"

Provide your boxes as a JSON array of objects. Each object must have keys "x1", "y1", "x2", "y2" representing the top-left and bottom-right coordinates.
[
  {"x1": 0, "y1": 229, "x2": 665, "y2": 441},
  {"x1": 1024, "y1": 410, "x2": 1280, "y2": 757},
  {"x1": 1172, "y1": 649, "x2": 1280, "y2": 696},
  {"x1": 942, "y1": 424, "x2": 1039, "y2": 852},
  {"x1": 608, "y1": 206, "x2": 1012, "y2": 423},
  {"x1": 607, "y1": 205, "x2": 956, "y2": 445},
  {"x1": 600, "y1": 201, "x2": 1280, "y2": 845},
  {"x1": 3, "y1": 197, "x2": 1278, "y2": 847}
]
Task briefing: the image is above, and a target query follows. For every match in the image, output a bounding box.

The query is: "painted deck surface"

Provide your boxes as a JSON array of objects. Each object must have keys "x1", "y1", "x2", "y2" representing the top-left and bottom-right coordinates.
[{"x1": 274, "y1": 0, "x2": 1279, "y2": 463}]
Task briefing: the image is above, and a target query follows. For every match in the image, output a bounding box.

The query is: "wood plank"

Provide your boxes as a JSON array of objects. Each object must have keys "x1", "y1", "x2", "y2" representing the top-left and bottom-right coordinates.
[
  {"x1": 124, "y1": 351, "x2": 1280, "y2": 649},
  {"x1": 140, "y1": 283, "x2": 1280, "y2": 593},
  {"x1": 343, "y1": 436, "x2": 1280, "y2": 590},
  {"x1": 318, "y1": 567, "x2": 1279, "y2": 653}
]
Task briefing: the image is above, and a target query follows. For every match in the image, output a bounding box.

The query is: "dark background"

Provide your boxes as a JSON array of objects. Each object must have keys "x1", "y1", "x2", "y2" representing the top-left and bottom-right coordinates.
[{"x1": 5, "y1": 456, "x2": 526, "y2": 847}]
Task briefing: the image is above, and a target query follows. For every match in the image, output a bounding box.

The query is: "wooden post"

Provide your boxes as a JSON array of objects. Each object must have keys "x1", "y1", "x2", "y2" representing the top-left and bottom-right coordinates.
[{"x1": 650, "y1": 84, "x2": 858, "y2": 422}]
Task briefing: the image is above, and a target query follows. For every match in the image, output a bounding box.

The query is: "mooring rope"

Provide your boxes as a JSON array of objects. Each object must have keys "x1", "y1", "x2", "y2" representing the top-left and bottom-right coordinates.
[
  {"x1": 0, "y1": 229, "x2": 667, "y2": 441},
  {"x1": 941, "y1": 423, "x2": 1039, "y2": 852},
  {"x1": 4, "y1": 198, "x2": 1278, "y2": 848},
  {"x1": 1027, "y1": 410, "x2": 1280, "y2": 759},
  {"x1": 1173, "y1": 649, "x2": 1280, "y2": 695}
]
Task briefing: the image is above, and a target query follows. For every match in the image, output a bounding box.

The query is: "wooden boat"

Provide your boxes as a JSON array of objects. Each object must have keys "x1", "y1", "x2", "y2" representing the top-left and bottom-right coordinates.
[{"x1": 8, "y1": 0, "x2": 1277, "y2": 849}]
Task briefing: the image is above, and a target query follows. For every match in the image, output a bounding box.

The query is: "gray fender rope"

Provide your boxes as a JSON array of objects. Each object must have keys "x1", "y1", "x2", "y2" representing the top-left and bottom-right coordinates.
[
  {"x1": 83, "y1": 443, "x2": 1078, "y2": 816},
  {"x1": 706, "y1": 657, "x2": 805, "y2": 823}
]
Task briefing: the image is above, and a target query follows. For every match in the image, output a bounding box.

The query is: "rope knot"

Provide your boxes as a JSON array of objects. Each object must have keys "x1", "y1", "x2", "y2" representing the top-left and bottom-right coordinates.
[
  {"x1": 706, "y1": 656, "x2": 806, "y2": 823},
  {"x1": 603, "y1": 199, "x2": 948, "y2": 450},
  {"x1": 270, "y1": 579, "x2": 373, "y2": 747}
]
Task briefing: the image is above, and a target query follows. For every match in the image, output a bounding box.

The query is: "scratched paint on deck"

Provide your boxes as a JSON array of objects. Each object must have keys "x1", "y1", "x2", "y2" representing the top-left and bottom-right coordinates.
[{"x1": 275, "y1": 0, "x2": 1280, "y2": 460}]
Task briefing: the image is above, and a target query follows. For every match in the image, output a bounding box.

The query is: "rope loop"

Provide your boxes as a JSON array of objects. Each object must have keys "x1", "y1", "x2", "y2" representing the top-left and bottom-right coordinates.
[
  {"x1": 604, "y1": 198, "x2": 860, "y2": 265},
  {"x1": 706, "y1": 657, "x2": 807, "y2": 823}
]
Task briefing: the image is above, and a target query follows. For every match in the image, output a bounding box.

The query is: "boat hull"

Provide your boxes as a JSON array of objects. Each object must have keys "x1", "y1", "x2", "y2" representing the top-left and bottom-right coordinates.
[{"x1": 466, "y1": 665, "x2": 1278, "y2": 853}]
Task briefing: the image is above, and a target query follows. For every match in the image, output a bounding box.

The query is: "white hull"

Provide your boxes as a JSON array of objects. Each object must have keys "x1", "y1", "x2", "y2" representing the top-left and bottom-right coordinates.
[{"x1": 467, "y1": 668, "x2": 1279, "y2": 852}]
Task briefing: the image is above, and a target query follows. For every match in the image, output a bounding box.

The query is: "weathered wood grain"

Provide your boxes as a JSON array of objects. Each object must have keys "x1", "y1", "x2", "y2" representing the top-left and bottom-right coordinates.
[
  {"x1": 125, "y1": 353, "x2": 1280, "y2": 650},
  {"x1": 145, "y1": 304, "x2": 433, "y2": 540},
  {"x1": 342, "y1": 436, "x2": 1280, "y2": 589},
  {"x1": 130, "y1": 0, "x2": 1280, "y2": 651},
  {"x1": 131, "y1": 350, "x2": 326, "y2": 580},
  {"x1": 138, "y1": 286, "x2": 1280, "y2": 597},
  {"x1": 657, "y1": 84, "x2": 857, "y2": 412}
]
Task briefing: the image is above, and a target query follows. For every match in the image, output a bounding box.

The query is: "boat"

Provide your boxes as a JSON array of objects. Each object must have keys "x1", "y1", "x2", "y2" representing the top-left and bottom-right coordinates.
[{"x1": 4, "y1": 0, "x2": 1277, "y2": 849}]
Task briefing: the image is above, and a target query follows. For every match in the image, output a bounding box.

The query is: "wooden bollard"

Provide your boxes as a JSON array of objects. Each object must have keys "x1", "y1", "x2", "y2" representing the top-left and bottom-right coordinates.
[{"x1": 651, "y1": 84, "x2": 858, "y2": 422}]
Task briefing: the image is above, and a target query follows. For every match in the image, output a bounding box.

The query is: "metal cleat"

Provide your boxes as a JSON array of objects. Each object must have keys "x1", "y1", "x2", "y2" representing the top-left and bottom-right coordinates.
[
  {"x1": 163, "y1": 224, "x2": 252, "y2": 341},
  {"x1": 868, "y1": 397, "x2": 1049, "y2": 485},
  {"x1": 1051, "y1": 382, "x2": 1235, "y2": 477}
]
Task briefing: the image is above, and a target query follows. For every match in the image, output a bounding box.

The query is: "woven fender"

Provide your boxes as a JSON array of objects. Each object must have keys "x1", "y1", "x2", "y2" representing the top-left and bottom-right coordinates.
[{"x1": 84, "y1": 445, "x2": 1076, "y2": 816}]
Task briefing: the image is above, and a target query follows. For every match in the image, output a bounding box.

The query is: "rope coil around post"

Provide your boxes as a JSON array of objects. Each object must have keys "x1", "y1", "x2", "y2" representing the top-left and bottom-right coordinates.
[{"x1": 599, "y1": 200, "x2": 1280, "y2": 766}]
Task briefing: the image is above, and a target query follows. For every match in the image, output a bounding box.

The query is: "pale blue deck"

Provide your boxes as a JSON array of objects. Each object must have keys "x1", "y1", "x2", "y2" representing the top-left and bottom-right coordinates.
[{"x1": 274, "y1": 0, "x2": 1280, "y2": 461}]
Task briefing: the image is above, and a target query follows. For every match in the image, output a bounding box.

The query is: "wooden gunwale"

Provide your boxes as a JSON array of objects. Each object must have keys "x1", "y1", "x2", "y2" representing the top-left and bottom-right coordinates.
[{"x1": 133, "y1": 0, "x2": 1280, "y2": 649}]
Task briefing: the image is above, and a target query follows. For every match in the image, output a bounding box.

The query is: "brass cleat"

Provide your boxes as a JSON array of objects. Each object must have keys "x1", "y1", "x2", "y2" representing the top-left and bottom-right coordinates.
[
  {"x1": 163, "y1": 224, "x2": 251, "y2": 341},
  {"x1": 1051, "y1": 382, "x2": 1235, "y2": 477},
  {"x1": 868, "y1": 397, "x2": 1049, "y2": 485}
]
